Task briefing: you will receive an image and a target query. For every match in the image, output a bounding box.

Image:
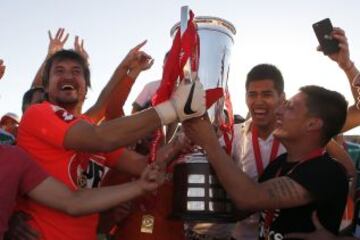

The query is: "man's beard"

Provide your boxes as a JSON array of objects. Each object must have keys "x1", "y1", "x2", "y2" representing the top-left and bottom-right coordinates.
[{"x1": 55, "y1": 96, "x2": 79, "y2": 108}]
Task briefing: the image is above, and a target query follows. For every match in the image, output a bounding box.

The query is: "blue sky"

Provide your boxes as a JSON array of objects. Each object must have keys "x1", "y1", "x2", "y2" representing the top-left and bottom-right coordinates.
[{"x1": 1, "y1": 0, "x2": 360, "y2": 134}]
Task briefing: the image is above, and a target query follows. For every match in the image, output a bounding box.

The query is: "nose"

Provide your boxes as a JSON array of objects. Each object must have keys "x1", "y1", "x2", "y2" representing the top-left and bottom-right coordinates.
[{"x1": 64, "y1": 70, "x2": 74, "y2": 79}]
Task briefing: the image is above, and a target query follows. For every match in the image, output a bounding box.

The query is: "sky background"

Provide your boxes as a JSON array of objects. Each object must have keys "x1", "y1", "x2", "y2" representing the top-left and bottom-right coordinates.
[{"x1": 1, "y1": 0, "x2": 360, "y2": 134}]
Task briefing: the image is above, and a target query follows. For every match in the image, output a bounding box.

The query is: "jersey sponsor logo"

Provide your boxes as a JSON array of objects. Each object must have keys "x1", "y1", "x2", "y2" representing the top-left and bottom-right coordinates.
[
  {"x1": 259, "y1": 209, "x2": 281, "y2": 240},
  {"x1": 183, "y1": 82, "x2": 196, "y2": 115},
  {"x1": 68, "y1": 153, "x2": 108, "y2": 188},
  {"x1": 51, "y1": 105, "x2": 76, "y2": 123}
]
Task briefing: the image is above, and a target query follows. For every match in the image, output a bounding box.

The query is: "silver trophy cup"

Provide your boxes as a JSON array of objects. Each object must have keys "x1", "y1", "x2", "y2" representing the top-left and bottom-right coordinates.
[{"x1": 170, "y1": 15, "x2": 237, "y2": 222}]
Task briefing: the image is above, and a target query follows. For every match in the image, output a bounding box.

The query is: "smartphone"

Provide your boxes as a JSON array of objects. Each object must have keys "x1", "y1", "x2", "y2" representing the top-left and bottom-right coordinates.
[{"x1": 312, "y1": 18, "x2": 340, "y2": 55}]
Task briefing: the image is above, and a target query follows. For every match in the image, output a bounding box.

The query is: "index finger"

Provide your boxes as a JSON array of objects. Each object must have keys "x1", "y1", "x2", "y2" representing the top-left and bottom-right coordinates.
[
  {"x1": 131, "y1": 40, "x2": 147, "y2": 52},
  {"x1": 61, "y1": 33, "x2": 69, "y2": 44},
  {"x1": 48, "y1": 30, "x2": 53, "y2": 40},
  {"x1": 332, "y1": 27, "x2": 345, "y2": 35}
]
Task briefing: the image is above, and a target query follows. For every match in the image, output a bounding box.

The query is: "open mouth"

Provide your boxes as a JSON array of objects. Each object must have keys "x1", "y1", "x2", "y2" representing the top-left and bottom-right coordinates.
[
  {"x1": 252, "y1": 109, "x2": 267, "y2": 118},
  {"x1": 61, "y1": 84, "x2": 76, "y2": 91}
]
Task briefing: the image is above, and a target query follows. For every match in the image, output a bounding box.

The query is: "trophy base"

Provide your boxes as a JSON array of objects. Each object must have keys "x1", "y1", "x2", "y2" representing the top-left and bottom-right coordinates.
[{"x1": 171, "y1": 154, "x2": 237, "y2": 223}]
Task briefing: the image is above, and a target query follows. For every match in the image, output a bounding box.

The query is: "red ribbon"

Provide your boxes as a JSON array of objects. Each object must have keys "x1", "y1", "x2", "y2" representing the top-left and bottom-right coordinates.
[
  {"x1": 149, "y1": 11, "x2": 199, "y2": 164},
  {"x1": 252, "y1": 126, "x2": 280, "y2": 177},
  {"x1": 219, "y1": 88, "x2": 234, "y2": 154}
]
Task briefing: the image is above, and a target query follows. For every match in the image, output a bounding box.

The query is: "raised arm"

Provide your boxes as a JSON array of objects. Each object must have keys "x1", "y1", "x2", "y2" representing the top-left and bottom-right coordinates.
[
  {"x1": 64, "y1": 80, "x2": 206, "y2": 152},
  {"x1": 325, "y1": 138, "x2": 356, "y2": 199},
  {"x1": 31, "y1": 28, "x2": 69, "y2": 87},
  {"x1": 321, "y1": 27, "x2": 360, "y2": 131},
  {"x1": 28, "y1": 163, "x2": 164, "y2": 216},
  {"x1": 85, "y1": 41, "x2": 153, "y2": 122}
]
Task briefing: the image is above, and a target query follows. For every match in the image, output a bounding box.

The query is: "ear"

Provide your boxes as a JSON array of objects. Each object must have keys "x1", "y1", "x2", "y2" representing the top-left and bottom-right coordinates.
[
  {"x1": 280, "y1": 92, "x2": 286, "y2": 103},
  {"x1": 306, "y1": 118, "x2": 323, "y2": 132}
]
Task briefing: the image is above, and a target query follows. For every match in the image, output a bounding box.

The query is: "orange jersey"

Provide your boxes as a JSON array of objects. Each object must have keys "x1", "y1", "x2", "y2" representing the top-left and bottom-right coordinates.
[{"x1": 17, "y1": 102, "x2": 123, "y2": 240}]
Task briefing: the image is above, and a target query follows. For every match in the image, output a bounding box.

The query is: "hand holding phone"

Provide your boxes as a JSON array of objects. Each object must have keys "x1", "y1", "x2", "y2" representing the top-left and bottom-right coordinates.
[{"x1": 312, "y1": 18, "x2": 340, "y2": 55}]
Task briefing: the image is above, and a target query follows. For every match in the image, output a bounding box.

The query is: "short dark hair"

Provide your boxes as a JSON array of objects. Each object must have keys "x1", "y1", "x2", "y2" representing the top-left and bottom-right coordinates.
[
  {"x1": 22, "y1": 87, "x2": 45, "y2": 113},
  {"x1": 42, "y1": 50, "x2": 91, "y2": 88},
  {"x1": 300, "y1": 85, "x2": 348, "y2": 145},
  {"x1": 246, "y1": 64, "x2": 284, "y2": 94}
]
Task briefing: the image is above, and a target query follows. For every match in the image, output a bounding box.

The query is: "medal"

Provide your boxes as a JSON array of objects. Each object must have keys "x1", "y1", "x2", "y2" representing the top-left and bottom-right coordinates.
[{"x1": 140, "y1": 214, "x2": 155, "y2": 233}]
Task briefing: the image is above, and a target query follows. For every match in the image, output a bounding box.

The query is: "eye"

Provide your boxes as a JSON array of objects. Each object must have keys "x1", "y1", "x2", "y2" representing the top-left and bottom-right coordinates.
[
  {"x1": 263, "y1": 92, "x2": 273, "y2": 97},
  {"x1": 247, "y1": 92, "x2": 257, "y2": 98},
  {"x1": 54, "y1": 68, "x2": 64, "y2": 75},
  {"x1": 72, "y1": 68, "x2": 82, "y2": 75}
]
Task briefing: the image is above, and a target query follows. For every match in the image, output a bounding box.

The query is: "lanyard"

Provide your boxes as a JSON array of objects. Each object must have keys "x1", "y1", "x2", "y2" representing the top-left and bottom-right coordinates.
[
  {"x1": 251, "y1": 126, "x2": 280, "y2": 177},
  {"x1": 263, "y1": 147, "x2": 325, "y2": 239}
]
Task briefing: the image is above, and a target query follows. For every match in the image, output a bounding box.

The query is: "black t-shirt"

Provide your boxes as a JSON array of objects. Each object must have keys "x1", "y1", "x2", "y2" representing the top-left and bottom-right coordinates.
[{"x1": 258, "y1": 153, "x2": 348, "y2": 240}]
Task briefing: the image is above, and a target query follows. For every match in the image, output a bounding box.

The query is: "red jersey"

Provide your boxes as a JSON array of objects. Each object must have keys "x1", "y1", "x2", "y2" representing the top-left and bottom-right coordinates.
[
  {"x1": 0, "y1": 145, "x2": 48, "y2": 238},
  {"x1": 17, "y1": 102, "x2": 123, "y2": 240}
]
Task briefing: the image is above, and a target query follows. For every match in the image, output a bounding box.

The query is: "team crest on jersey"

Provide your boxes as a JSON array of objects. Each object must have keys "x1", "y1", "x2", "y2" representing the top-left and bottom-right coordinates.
[
  {"x1": 68, "y1": 153, "x2": 108, "y2": 189},
  {"x1": 51, "y1": 105, "x2": 76, "y2": 123}
]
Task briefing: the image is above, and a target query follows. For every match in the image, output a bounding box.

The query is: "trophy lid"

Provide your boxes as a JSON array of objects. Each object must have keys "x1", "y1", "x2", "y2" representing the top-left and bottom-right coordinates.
[{"x1": 170, "y1": 16, "x2": 236, "y2": 41}]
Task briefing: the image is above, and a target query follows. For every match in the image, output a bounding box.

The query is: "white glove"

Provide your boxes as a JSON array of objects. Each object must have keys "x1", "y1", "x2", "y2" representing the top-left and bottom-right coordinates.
[{"x1": 154, "y1": 80, "x2": 206, "y2": 125}]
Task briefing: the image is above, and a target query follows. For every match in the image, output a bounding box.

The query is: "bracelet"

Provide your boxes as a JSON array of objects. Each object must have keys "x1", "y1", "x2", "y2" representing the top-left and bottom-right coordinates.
[{"x1": 352, "y1": 72, "x2": 360, "y2": 87}]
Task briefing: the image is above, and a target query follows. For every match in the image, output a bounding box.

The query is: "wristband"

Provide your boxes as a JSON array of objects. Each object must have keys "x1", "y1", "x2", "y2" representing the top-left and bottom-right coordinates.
[{"x1": 154, "y1": 101, "x2": 178, "y2": 125}]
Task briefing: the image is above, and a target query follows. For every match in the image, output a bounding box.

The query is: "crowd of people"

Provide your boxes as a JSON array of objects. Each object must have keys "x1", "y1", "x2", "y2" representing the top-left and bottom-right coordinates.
[{"x1": 0, "y1": 24, "x2": 360, "y2": 240}]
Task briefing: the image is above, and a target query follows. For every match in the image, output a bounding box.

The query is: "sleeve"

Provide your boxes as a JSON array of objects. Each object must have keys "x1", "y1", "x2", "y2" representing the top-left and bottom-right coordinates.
[
  {"x1": 104, "y1": 147, "x2": 125, "y2": 168},
  {"x1": 17, "y1": 149, "x2": 48, "y2": 195},
  {"x1": 20, "y1": 103, "x2": 82, "y2": 148},
  {"x1": 288, "y1": 157, "x2": 349, "y2": 202},
  {"x1": 134, "y1": 82, "x2": 152, "y2": 107}
]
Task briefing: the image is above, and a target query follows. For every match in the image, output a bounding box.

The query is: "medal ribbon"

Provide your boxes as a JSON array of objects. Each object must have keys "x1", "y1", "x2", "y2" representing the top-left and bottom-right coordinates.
[{"x1": 251, "y1": 126, "x2": 280, "y2": 177}]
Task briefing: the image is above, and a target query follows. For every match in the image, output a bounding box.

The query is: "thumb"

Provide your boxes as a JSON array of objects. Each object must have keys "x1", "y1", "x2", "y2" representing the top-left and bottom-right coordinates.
[{"x1": 312, "y1": 211, "x2": 324, "y2": 230}]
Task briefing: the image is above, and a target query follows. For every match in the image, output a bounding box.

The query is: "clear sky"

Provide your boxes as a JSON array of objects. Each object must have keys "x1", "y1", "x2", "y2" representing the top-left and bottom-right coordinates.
[{"x1": 1, "y1": 0, "x2": 360, "y2": 134}]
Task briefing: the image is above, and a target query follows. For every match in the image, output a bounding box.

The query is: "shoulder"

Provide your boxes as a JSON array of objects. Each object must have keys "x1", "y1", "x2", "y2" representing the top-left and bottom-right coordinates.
[
  {"x1": 300, "y1": 154, "x2": 347, "y2": 178},
  {"x1": 21, "y1": 101, "x2": 52, "y2": 121},
  {"x1": 290, "y1": 154, "x2": 348, "y2": 198},
  {"x1": 0, "y1": 145, "x2": 31, "y2": 162},
  {"x1": 233, "y1": 120, "x2": 251, "y2": 139}
]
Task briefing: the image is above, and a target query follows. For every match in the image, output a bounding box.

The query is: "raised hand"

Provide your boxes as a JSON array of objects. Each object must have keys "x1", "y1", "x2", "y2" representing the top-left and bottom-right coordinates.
[
  {"x1": 154, "y1": 80, "x2": 206, "y2": 125},
  {"x1": 121, "y1": 40, "x2": 154, "y2": 73},
  {"x1": 318, "y1": 27, "x2": 352, "y2": 70},
  {"x1": 74, "y1": 35, "x2": 89, "y2": 63},
  {"x1": 0, "y1": 59, "x2": 5, "y2": 80},
  {"x1": 48, "y1": 28, "x2": 69, "y2": 56}
]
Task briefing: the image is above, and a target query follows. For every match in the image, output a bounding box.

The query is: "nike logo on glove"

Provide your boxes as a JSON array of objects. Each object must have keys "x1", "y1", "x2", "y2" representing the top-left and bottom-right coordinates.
[{"x1": 183, "y1": 82, "x2": 196, "y2": 115}]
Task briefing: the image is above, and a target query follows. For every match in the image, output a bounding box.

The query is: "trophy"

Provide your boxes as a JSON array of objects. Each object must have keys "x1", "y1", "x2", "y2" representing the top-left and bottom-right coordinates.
[{"x1": 170, "y1": 7, "x2": 237, "y2": 222}]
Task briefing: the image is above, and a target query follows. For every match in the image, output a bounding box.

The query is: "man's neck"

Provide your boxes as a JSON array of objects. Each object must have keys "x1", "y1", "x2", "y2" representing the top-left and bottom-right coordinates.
[
  {"x1": 255, "y1": 122, "x2": 276, "y2": 140},
  {"x1": 51, "y1": 101, "x2": 82, "y2": 116},
  {"x1": 283, "y1": 139, "x2": 323, "y2": 163}
]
